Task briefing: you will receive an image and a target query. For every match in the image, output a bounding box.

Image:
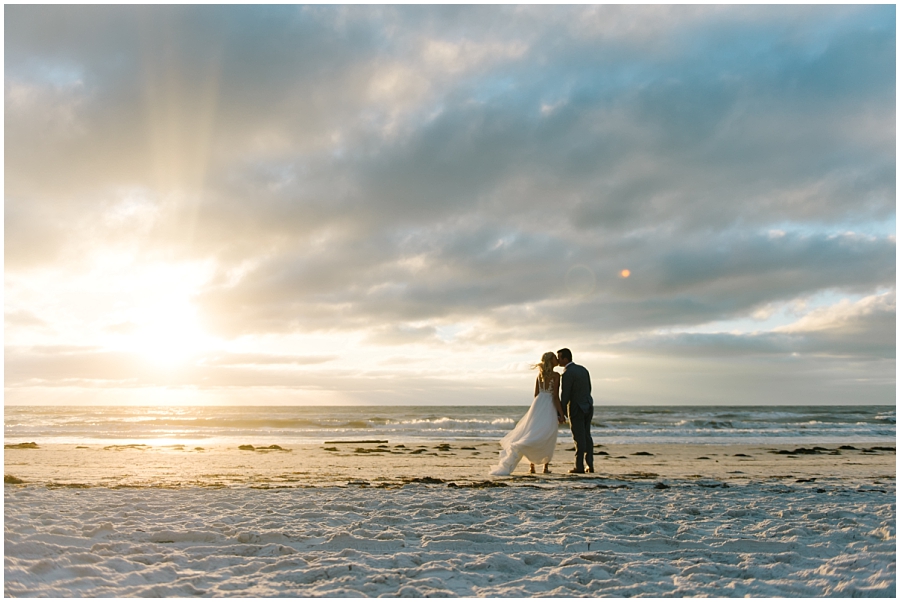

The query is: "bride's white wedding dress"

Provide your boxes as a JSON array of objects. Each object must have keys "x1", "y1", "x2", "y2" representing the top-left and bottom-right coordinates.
[{"x1": 489, "y1": 380, "x2": 559, "y2": 476}]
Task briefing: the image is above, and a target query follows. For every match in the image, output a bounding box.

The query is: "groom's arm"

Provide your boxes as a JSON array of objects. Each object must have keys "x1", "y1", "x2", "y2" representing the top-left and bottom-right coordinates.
[{"x1": 560, "y1": 371, "x2": 573, "y2": 416}]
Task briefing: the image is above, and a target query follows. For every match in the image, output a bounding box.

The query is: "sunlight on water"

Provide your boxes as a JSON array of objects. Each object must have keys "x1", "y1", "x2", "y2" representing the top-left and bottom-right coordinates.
[{"x1": 4, "y1": 405, "x2": 895, "y2": 446}]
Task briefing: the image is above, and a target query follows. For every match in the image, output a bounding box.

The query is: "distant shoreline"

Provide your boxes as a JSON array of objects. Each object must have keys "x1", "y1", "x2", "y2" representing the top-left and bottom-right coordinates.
[{"x1": 5, "y1": 402, "x2": 897, "y2": 407}]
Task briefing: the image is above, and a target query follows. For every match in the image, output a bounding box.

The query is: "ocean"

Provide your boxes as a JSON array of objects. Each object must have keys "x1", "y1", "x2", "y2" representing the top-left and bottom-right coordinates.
[{"x1": 4, "y1": 404, "x2": 895, "y2": 446}]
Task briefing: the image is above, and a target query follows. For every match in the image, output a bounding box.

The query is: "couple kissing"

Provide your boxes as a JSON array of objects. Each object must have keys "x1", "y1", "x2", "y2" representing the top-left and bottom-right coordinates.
[{"x1": 489, "y1": 348, "x2": 594, "y2": 476}]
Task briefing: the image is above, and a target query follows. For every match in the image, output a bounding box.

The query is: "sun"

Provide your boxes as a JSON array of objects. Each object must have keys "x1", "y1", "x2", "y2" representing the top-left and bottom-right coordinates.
[
  {"x1": 97, "y1": 260, "x2": 220, "y2": 369},
  {"x1": 118, "y1": 300, "x2": 213, "y2": 367}
]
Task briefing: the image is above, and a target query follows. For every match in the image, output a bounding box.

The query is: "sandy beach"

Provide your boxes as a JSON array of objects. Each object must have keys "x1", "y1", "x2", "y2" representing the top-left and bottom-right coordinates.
[
  {"x1": 5, "y1": 439, "x2": 896, "y2": 596},
  {"x1": 3, "y1": 439, "x2": 897, "y2": 488}
]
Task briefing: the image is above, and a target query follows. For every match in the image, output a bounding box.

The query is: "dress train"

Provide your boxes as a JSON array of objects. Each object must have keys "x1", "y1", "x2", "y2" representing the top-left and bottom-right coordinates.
[{"x1": 489, "y1": 390, "x2": 558, "y2": 476}]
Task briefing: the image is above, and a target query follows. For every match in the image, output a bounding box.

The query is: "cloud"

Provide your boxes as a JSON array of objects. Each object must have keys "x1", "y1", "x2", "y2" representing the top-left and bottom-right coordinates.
[
  {"x1": 773, "y1": 290, "x2": 896, "y2": 359},
  {"x1": 776, "y1": 290, "x2": 895, "y2": 334},
  {"x1": 365, "y1": 324, "x2": 441, "y2": 346},
  {"x1": 4, "y1": 346, "x2": 332, "y2": 387},
  {"x1": 5, "y1": 310, "x2": 49, "y2": 329},
  {"x1": 195, "y1": 227, "x2": 894, "y2": 344},
  {"x1": 200, "y1": 353, "x2": 337, "y2": 367},
  {"x1": 4, "y1": 5, "x2": 895, "y2": 405},
  {"x1": 598, "y1": 290, "x2": 894, "y2": 368}
]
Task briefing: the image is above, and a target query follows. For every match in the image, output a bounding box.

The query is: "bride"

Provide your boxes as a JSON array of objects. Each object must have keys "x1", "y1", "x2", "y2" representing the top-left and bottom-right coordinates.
[{"x1": 489, "y1": 352, "x2": 566, "y2": 476}]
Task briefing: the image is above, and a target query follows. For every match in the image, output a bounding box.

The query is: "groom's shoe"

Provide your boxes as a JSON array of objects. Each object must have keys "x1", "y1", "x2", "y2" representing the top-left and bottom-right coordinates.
[
  {"x1": 568, "y1": 467, "x2": 585, "y2": 474},
  {"x1": 586, "y1": 466, "x2": 595, "y2": 473}
]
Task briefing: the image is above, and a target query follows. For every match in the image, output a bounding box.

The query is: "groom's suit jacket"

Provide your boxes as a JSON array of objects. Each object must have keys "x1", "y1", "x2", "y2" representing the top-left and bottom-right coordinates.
[{"x1": 561, "y1": 362, "x2": 593, "y2": 415}]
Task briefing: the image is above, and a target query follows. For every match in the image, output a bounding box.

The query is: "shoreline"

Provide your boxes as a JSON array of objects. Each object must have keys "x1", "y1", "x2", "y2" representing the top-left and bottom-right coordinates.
[
  {"x1": 5, "y1": 440, "x2": 895, "y2": 489},
  {"x1": 6, "y1": 434, "x2": 897, "y2": 446}
]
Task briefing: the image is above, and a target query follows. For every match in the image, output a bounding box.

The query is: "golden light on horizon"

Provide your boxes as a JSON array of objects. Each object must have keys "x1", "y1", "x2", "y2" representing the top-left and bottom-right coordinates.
[{"x1": 620, "y1": 269, "x2": 631, "y2": 278}]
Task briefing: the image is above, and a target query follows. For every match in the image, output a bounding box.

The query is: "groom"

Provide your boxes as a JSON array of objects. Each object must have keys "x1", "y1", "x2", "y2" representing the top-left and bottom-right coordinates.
[{"x1": 557, "y1": 348, "x2": 594, "y2": 474}]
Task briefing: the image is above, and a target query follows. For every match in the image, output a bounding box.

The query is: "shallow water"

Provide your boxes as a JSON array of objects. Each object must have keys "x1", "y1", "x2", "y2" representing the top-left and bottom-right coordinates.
[{"x1": 5, "y1": 404, "x2": 895, "y2": 446}]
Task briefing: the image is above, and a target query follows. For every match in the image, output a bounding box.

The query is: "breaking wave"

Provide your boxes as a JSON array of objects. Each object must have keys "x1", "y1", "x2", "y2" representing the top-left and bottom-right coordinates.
[{"x1": 5, "y1": 405, "x2": 894, "y2": 445}]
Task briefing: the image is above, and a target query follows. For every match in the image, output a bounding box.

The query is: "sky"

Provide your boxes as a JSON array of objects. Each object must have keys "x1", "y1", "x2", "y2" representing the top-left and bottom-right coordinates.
[{"x1": 4, "y1": 4, "x2": 896, "y2": 407}]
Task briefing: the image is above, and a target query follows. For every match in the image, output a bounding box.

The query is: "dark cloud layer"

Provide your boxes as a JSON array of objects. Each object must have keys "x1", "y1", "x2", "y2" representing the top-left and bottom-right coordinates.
[{"x1": 5, "y1": 5, "x2": 895, "y2": 404}]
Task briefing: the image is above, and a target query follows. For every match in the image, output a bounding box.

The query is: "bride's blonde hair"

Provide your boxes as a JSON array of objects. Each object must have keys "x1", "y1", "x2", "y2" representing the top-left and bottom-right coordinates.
[{"x1": 532, "y1": 351, "x2": 556, "y2": 388}]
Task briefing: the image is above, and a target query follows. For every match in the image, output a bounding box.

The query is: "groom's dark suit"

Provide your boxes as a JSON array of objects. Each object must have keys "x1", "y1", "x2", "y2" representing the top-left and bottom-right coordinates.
[{"x1": 560, "y1": 362, "x2": 593, "y2": 472}]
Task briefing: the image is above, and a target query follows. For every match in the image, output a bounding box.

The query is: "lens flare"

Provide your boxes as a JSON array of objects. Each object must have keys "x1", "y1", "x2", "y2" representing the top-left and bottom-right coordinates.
[{"x1": 620, "y1": 269, "x2": 631, "y2": 278}]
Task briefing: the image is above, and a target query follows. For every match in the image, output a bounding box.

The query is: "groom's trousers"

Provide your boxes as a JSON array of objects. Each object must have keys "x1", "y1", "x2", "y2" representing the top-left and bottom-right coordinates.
[{"x1": 568, "y1": 403, "x2": 594, "y2": 471}]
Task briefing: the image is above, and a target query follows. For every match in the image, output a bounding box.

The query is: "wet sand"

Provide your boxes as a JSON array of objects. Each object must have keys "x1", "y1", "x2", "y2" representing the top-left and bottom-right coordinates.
[{"x1": 4, "y1": 440, "x2": 895, "y2": 488}]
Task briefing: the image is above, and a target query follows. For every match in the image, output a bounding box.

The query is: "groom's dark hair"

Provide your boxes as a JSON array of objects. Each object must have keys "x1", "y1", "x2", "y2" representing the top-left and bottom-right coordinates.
[{"x1": 557, "y1": 348, "x2": 572, "y2": 363}]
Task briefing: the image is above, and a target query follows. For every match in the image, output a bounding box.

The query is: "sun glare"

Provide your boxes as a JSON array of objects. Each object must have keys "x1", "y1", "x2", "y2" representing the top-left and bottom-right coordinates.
[{"x1": 119, "y1": 300, "x2": 213, "y2": 367}]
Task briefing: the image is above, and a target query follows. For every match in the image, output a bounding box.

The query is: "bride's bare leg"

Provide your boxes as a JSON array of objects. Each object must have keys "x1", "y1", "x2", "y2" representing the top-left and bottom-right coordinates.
[
  {"x1": 529, "y1": 463, "x2": 536, "y2": 474},
  {"x1": 543, "y1": 463, "x2": 551, "y2": 474}
]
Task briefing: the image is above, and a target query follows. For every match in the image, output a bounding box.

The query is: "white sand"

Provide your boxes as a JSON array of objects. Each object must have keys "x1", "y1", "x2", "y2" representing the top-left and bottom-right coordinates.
[{"x1": 4, "y1": 440, "x2": 896, "y2": 596}]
